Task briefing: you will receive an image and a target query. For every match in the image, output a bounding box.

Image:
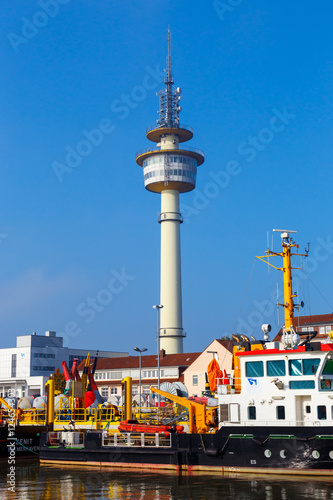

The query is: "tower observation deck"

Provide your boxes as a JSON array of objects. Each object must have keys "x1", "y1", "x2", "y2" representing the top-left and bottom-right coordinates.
[{"x1": 136, "y1": 31, "x2": 204, "y2": 354}]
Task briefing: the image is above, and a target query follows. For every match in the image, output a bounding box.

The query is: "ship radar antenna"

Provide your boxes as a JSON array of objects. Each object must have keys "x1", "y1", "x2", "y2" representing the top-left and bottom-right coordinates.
[
  {"x1": 157, "y1": 29, "x2": 182, "y2": 129},
  {"x1": 257, "y1": 230, "x2": 308, "y2": 349}
]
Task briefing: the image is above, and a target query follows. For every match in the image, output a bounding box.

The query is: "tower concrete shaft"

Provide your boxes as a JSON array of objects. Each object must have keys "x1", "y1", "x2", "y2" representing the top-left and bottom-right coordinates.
[
  {"x1": 135, "y1": 31, "x2": 204, "y2": 354},
  {"x1": 159, "y1": 189, "x2": 183, "y2": 353}
]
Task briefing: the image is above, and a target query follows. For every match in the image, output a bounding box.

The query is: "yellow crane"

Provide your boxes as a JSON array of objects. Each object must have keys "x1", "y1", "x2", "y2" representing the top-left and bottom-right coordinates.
[{"x1": 151, "y1": 387, "x2": 217, "y2": 434}]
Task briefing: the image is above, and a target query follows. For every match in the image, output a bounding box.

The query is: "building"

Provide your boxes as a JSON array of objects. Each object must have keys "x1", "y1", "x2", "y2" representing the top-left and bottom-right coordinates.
[
  {"x1": 0, "y1": 330, "x2": 128, "y2": 398},
  {"x1": 183, "y1": 340, "x2": 234, "y2": 397},
  {"x1": 135, "y1": 31, "x2": 205, "y2": 354},
  {"x1": 78, "y1": 351, "x2": 200, "y2": 402},
  {"x1": 273, "y1": 314, "x2": 333, "y2": 343}
]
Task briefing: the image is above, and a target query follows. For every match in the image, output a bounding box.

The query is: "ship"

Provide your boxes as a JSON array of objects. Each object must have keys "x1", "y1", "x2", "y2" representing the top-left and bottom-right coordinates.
[
  {"x1": 0, "y1": 354, "x2": 121, "y2": 459},
  {"x1": 39, "y1": 230, "x2": 333, "y2": 475}
]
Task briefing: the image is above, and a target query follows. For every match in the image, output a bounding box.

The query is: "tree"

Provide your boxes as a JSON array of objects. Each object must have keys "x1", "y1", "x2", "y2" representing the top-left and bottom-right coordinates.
[
  {"x1": 49, "y1": 368, "x2": 66, "y2": 393},
  {"x1": 220, "y1": 335, "x2": 232, "y2": 341}
]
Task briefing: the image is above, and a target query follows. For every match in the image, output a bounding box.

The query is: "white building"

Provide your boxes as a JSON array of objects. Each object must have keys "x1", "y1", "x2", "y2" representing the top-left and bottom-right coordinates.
[
  {"x1": 0, "y1": 331, "x2": 128, "y2": 398},
  {"x1": 183, "y1": 340, "x2": 234, "y2": 397}
]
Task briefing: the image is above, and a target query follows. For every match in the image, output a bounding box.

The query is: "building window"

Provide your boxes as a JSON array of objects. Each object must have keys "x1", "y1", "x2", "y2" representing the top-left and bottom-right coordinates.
[
  {"x1": 21, "y1": 386, "x2": 25, "y2": 397},
  {"x1": 317, "y1": 406, "x2": 327, "y2": 420},
  {"x1": 111, "y1": 388, "x2": 117, "y2": 394},
  {"x1": 69, "y1": 355, "x2": 86, "y2": 366},
  {"x1": 11, "y1": 354, "x2": 17, "y2": 378},
  {"x1": 319, "y1": 326, "x2": 325, "y2": 335},
  {"x1": 245, "y1": 361, "x2": 264, "y2": 378},
  {"x1": 101, "y1": 388, "x2": 108, "y2": 398},
  {"x1": 326, "y1": 326, "x2": 332, "y2": 333},
  {"x1": 276, "y1": 406, "x2": 285, "y2": 420},
  {"x1": 192, "y1": 375, "x2": 198, "y2": 386},
  {"x1": 248, "y1": 407, "x2": 256, "y2": 420},
  {"x1": 33, "y1": 366, "x2": 55, "y2": 372},
  {"x1": 33, "y1": 353, "x2": 55, "y2": 358}
]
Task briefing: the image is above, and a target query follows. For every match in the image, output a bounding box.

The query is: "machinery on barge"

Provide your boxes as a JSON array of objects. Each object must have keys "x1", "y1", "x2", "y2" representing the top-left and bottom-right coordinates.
[{"x1": 39, "y1": 230, "x2": 333, "y2": 475}]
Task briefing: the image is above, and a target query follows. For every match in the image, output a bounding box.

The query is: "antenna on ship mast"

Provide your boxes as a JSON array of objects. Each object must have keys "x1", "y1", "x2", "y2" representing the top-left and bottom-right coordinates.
[{"x1": 256, "y1": 229, "x2": 308, "y2": 349}]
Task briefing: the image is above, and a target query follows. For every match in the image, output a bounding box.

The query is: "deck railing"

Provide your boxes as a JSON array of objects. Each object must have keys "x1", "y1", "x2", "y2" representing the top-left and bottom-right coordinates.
[
  {"x1": 102, "y1": 431, "x2": 171, "y2": 448},
  {"x1": 47, "y1": 431, "x2": 85, "y2": 448}
]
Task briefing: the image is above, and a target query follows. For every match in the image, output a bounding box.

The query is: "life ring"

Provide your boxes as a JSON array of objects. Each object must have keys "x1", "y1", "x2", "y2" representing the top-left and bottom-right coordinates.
[{"x1": 48, "y1": 432, "x2": 58, "y2": 445}]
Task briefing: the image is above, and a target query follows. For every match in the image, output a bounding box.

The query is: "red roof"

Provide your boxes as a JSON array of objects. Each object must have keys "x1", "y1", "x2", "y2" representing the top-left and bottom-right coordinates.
[
  {"x1": 215, "y1": 339, "x2": 234, "y2": 353},
  {"x1": 95, "y1": 377, "x2": 180, "y2": 387},
  {"x1": 273, "y1": 313, "x2": 333, "y2": 340},
  {"x1": 77, "y1": 352, "x2": 200, "y2": 371}
]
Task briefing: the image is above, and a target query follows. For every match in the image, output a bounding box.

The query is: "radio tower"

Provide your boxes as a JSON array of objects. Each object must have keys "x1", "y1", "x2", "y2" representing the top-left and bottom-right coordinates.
[{"x1": 136, "y1": 31, "x2": 205, "y2": 354}]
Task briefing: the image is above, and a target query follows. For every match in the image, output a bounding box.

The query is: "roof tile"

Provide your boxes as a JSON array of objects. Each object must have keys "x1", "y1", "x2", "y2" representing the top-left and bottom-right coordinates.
[{"x1": 78, "y1": 352, "x2": 200, "y2": 371}]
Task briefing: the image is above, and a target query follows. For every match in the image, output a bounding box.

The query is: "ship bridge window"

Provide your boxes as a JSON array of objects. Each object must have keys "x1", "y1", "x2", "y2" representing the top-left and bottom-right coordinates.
[
  {"x1": 267, "y1": 360, "x2": 286, "y2": 377},
  {"x1": 288, "y1": 358, "x2": 321, "y2": 376},
  {"x1": 320, "y1": 379, "x2": 332, "y2": 390},
  {"x1": 245, "y1": 361, "x2": 264, "y2": 378},
  {"x1": 323, "y1": 358, "x2": 333, "y2": 375},
  {"x1": 289, "y1": 380, "x2": 315, "y2": 389}
]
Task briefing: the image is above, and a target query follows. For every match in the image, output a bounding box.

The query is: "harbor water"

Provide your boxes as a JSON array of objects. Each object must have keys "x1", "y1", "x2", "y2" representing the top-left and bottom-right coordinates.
[{"x1": 0, "y1": 460, "x2": 333, "y2": 499}]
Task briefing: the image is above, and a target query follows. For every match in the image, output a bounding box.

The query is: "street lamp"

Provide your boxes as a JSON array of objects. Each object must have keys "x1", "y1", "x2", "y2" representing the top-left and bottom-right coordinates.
[
  {"x1": 153, "y1": 304, "x2": 163, "y2": 407},
  {"x1": 133, "y1": 347, "x2": 147, "y2": 404}
]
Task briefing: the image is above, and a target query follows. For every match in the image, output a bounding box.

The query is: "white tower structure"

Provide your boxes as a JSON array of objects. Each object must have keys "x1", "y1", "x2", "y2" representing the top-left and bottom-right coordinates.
[{"x1": 136, "y1": 31, "x2": 205, "y2": 354}]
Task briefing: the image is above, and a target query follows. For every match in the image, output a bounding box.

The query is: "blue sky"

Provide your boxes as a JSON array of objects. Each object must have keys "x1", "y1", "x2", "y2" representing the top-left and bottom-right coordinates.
[{"x1": 1, "y1": 1, "x2": 333, "y2": 355}]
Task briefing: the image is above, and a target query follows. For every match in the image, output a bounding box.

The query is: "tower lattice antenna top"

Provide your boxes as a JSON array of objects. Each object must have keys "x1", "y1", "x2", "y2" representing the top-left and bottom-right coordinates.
[
  {"x1": 156, "y1": 29, "x2": 182, "y2": 129},
  {"x1": 166, "y1": 29, "x2": 173, "y2": 86}
]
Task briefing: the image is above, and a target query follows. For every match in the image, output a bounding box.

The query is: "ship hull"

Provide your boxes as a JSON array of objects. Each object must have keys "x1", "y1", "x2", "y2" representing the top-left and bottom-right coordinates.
[
  {"x1": 39, "y1": 425, "x2": 333, "y2": 475},
  {"x1": 0, "y1": 424, "x2": 46, "y2": 460}
]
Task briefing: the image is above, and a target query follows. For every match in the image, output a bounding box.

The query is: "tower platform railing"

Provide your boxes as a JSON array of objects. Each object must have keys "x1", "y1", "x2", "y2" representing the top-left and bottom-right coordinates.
[
  {"x1": 146, "y1": 124, "x2": 194, "y2": 135},
  {"x1": 135, "y1": 145, "x2": 205, "y2": 160}
]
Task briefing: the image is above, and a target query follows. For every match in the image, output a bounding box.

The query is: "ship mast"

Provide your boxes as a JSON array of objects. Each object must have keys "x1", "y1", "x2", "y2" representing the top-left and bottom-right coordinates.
[{"x1": 256, "y1": 230, "x2": 309, "y2": 348}]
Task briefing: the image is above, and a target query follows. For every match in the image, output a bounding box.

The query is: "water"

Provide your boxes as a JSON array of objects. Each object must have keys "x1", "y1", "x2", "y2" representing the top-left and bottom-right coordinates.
[{"x1": 0, "y1": 460, "x2": 333, "y2": 499}]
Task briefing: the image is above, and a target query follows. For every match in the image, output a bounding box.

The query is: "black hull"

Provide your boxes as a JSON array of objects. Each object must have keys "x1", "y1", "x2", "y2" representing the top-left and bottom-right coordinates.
[
  {"x1": 0, "y1": 425, "x2": 46, "y2": 460},
  {"x1": 40, "y1": 425, "x2": 333, "y2": 475}
]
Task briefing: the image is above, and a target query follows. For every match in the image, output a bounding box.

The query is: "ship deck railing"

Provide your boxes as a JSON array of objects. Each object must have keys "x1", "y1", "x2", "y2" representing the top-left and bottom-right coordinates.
[
  {"x1": 46, "y1": 431, "x2": 85, "y2": 449},
  {"x1": 0, "y1": 408, "x2": 47, "y2": 425},
  {"x1": 102, "y1": 431, "x2": 172, "y2": 448},
  {"x1": 52, "y1": 400, "x2": 124, "y2": 428},
  {"x1": 0, "y1": 403, "x2": 186, "y2": 429},
  {"x1": 221, "y1": 419, "x2": 331, "y2": 428}
]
